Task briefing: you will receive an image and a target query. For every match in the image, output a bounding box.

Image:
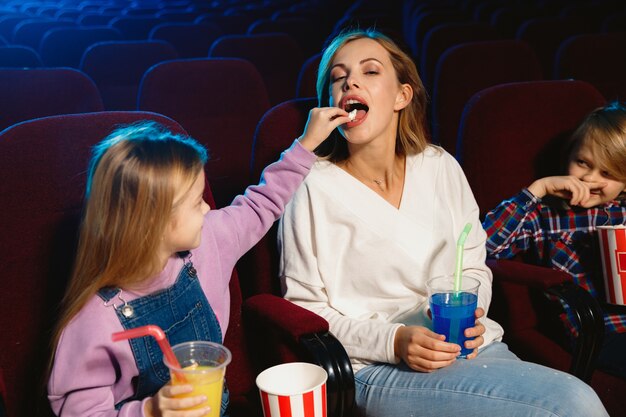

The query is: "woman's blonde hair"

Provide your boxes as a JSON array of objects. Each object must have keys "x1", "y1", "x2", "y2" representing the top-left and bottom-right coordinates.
[
  {"x1": 50, "y1": 121, "x2": 207, "y2": 368},
  {"x1": 567, "y1": 101, "x2": 626, "y2": 184},
  {"x1": 314, "y1": 28, "x2": 430, "y2": 161}
]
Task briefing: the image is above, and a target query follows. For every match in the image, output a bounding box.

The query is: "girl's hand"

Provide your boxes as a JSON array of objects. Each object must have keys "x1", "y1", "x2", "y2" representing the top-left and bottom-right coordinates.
[
  {"x1": 298, "y1": 107, "x2": 351, "y2": 151},
  {"x1": 145, "y1": 383, "x2": 210, "y2": 417},
  {"x1": 528, "y1": 176, "x2": 606, "y2": 207},
  {"x1": 394, "y1": 326, "x2": 460, "y2": 372},
  {"x1": 464, "y1": 307, "x2": 486, "y2": 360}
]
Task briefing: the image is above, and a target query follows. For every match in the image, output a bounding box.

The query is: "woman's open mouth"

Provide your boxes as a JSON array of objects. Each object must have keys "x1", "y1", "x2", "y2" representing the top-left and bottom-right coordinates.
[{"x1": 341, "y1": 96, "x2": 369, "y2": 127}]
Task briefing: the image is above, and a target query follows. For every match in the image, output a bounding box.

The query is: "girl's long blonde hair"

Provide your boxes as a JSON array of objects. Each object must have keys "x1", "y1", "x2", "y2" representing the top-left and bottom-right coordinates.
[
  {"x1": 49, "y1": 121, "x2": 207, "y2": 368},
  {"x1": 314, "y1": 29, "x2": 430, "y2": 161}
]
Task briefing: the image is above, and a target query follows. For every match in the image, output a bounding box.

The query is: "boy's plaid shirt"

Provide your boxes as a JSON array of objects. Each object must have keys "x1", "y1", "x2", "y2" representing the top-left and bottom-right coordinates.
[{"x1": 483, "y1": 188, "x2": 626, "y2": 335}]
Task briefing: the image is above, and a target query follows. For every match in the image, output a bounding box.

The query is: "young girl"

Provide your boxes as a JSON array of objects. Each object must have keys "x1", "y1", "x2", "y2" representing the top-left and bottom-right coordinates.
[
  {"x1": 47, "y1": 114, "x2": 350, "y2": 417},
  {"x1": 483, "y1": 101, "x2": 626, "y2": 380},
  {"x1": 278, "y1": 29, "x2": 609, "y2": 416}
]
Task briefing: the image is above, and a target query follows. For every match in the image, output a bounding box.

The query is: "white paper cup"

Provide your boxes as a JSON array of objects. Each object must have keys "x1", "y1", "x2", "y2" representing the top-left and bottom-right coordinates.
[
  {"x1": 256, "y1": 362, "x2": 327, "y2": 417},
  {"x1": 598, "y1": 225, "x2": 626, "y2": 305}
]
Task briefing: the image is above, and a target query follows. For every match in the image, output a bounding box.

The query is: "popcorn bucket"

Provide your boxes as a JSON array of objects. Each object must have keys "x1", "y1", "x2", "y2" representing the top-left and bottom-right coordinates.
[
  {"x1": 598, "y1": 225, "x2": 626, "y2": 305},
  {"x1": 256, "y1": 362, "x2": 327, "y2": 417}
]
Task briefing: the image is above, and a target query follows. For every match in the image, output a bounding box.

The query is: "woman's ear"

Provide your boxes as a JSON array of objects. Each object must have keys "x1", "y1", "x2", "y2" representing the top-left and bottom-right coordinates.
[{"x1": 394, "y1": 83, "x2": 413, "y2": 111}]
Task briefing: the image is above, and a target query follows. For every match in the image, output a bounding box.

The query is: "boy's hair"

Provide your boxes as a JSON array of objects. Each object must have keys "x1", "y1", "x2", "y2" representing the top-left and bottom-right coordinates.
[
  {"x1": 567, "y1": 101, "x2": 626, "y2": 184},
  {"x1": 314, "y1": 28, "x2": 430, "y2": 161},
  {"x1": 50, "y1": 121, "x2": 207, "y2": 370}
]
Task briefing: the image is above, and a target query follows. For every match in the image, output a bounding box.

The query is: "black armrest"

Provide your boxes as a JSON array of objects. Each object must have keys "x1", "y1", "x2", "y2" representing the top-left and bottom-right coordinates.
[
  {"x1": 545, "y1": 282, "x2": 605, "y2": 381},
  {"x1": 487, "y1": 259, "x2": 605, "y2": 382},
  {"x1": 300, "y1": 332, "x2": 355, "y2": 417}
]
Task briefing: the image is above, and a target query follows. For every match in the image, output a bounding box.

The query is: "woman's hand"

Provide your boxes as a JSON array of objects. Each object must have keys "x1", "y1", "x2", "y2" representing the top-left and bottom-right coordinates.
[
  {"x1": 464, "y1": 307, "x2": 486, "y2": 360},
  {"x1": 145, "y1": 384, "x2": 210, "y2": 417},
  {"x1": 528, "y1": 176, "x2": 606, "y2": 207},
  {"x1": 298, "y1": 107, "x2": 351, "y2": 151},
  {"x1": 394, "y1": 326, "x2": 460, "y2": 372}
]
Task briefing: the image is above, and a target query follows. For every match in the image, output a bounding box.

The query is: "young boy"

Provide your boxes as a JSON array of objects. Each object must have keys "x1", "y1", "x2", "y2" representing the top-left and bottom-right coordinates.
[{"x1": 483, "y1": 101, "x2": 626, "y2": 380}]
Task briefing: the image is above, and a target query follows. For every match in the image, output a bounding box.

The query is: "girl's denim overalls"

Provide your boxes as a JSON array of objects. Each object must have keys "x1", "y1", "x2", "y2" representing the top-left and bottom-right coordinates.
[{"x1": 98, "y1": 258, "x2": 229, "y2": 415}]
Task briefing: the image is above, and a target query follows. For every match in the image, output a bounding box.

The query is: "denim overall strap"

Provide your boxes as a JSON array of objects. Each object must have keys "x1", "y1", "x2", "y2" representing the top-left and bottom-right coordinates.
[{"x1": 98, "y1": 260, "x2": 229, "y2": 415}]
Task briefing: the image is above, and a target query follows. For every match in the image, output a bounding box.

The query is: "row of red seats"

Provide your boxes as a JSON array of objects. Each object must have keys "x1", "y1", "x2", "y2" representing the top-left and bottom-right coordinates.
[
  {"x1": 0, "y1": 34, "x2": 321, "y2": 108},
  {"x1": 2, "y1": 26, "x2": 623, "y2": 188},
  {"x1": 3, "y1": 1, "x2": 622, "y2": 159},
  {"x1": 404, "y1": 0, "x2": 625, "y2": 59},
  {"x1": 403, "y1": 0, "x2": 625, "y2": 154},
  {"x1": 0, "y1": 13, "x2": 333, "y2": 62},
  {"x1": 429, "y1": 31, "x2": 626, "y2": 155},
  {"x1": 0, "y1": 52, "x2": 319, "y2": 207}
]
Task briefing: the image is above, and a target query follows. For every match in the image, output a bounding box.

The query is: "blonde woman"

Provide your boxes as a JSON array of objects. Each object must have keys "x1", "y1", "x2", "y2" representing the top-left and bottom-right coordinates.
[{"x1": 278, "y1": 29, "x2": 608, "y2": 416}]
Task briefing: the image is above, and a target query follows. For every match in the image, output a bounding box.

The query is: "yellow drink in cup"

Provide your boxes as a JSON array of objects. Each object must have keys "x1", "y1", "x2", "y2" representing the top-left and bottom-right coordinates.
[{"x1": 165, "y1": 341, "x2": 232, "y2": 416}]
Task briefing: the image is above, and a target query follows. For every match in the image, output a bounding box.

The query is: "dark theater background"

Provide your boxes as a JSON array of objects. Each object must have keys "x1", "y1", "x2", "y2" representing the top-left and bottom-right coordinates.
[{"x1": 0, "y1": 0, "x2": 624, "y2": 416}]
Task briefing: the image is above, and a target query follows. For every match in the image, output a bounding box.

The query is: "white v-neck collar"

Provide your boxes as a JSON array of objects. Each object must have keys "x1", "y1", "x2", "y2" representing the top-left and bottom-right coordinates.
[{"x1": 309, "y1": 155, "x2": 434, "y2": 265}]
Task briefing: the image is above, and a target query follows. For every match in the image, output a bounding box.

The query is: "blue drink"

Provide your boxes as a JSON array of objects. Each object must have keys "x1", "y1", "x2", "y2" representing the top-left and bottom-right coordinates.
[{"x1": 430, "y1": 292, "x2": 478, "y2": 357}]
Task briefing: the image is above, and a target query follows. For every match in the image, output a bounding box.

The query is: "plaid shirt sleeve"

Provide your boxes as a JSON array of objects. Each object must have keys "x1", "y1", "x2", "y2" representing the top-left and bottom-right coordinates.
[{"x1": 482, "y1": 189, "x2": 542, "y2": 259}]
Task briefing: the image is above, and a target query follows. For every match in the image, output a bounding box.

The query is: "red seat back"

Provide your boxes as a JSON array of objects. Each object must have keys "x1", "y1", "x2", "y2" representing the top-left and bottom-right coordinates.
[
  {"x1": 80, "y1": 40, "x2": 178, "y2": 110},
  {"x1": 247, "y1": 17, "x2": 329, "y2": 58},
  {"x1": 39, "y1": 26, "x2": 123, "y2": 67},
  {"x1": 0, "y1": 68, "x2": 104, "y2": 132},
  {"x1": 457, "y1": 80, "x2": 606, "y2": 215},
  {"x1": 209, "y1": 33, "x2": 304, "y2": 106},
  {"x1": 237, "y1": 97, "x2": 316, "y2": 298},
  {"x1": 419, "y1": 21, "x2": 501, "y2": 91},
  {"x1": 554, "y1": 33, "x2": 626, "y2": 101},
  {"x1": 149, "y1": 22, "x2": 222, "y2": 58},
  {"x1": 296, "y1": 53, "x2": 321, "y2": 99},
  {"x1": 516, "y1": 16, "x2": 596, "y2": 78},
  {"x1": 0, "y1": 111, "x2": 188, "y2": 417},
  {"x1": 12, "y1": 18, "x2": 75, "y2": 49},
  {"x1": 0, "y1": 45, "x2": 42, "y2": 67},
  {"x1": 109, "y1": 16, "x2": 165, "y2": 40},
  {"x1": 138, "y1": 58, "x2": 271, "y2": 208},
  {"x1": 431, "y1": 40, "x2": 542, "y2": 154}
]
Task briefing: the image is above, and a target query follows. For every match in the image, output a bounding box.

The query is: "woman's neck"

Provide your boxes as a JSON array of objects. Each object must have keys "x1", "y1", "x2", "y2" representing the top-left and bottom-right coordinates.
[{"x1": 338, "y1": 150, "x2": 406, "y2": 208}]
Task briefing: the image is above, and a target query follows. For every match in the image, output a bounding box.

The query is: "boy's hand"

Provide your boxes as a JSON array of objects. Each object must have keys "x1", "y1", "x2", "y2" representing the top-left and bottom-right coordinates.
[
  {"x1": 528, "y1": 176, "x2": 607, "y2": 207},
  {"x1": 298, "y1": 107, "x2": 351, "y2": 151}
]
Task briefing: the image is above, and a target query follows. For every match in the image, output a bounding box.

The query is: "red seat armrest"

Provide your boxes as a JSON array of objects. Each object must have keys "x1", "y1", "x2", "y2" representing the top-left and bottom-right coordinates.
[
  {"x1": 243, "y1": 293, "x2": 328, "y2": 343},
  {"x1": 487, "y1": 258, "x2": 572, "y2": 289}
]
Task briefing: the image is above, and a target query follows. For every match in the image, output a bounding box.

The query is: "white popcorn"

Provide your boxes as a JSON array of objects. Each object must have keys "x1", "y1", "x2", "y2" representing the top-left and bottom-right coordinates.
[{"x1": 348, "y1": 109, "x2": 357, "y2": 121}]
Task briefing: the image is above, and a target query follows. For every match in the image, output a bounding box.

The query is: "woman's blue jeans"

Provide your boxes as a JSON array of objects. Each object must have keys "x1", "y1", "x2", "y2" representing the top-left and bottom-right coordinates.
[{"x1": 355, "y1": 342, "x2": 608, "y2": 417}]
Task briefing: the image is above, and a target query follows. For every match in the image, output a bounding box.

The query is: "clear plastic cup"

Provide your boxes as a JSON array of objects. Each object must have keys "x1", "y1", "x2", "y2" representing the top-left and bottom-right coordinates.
[
  {"x1": 164, "y1": 341, "x2": 231, "y2": 417},
  {"x1": 426, "y1": 275, "x2": 480, "y2": 357}
]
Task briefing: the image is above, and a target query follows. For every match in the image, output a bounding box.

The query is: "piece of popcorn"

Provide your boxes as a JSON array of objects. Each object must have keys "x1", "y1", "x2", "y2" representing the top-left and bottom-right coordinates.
[{"x1": 348, "y1": 109, "x2": 357, "y2": 121}]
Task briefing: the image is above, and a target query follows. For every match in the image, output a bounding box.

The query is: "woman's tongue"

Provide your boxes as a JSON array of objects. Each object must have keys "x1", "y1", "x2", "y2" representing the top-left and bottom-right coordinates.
[{"x1": 353, "y1": 109, "x2": 367, "y2": 121}]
